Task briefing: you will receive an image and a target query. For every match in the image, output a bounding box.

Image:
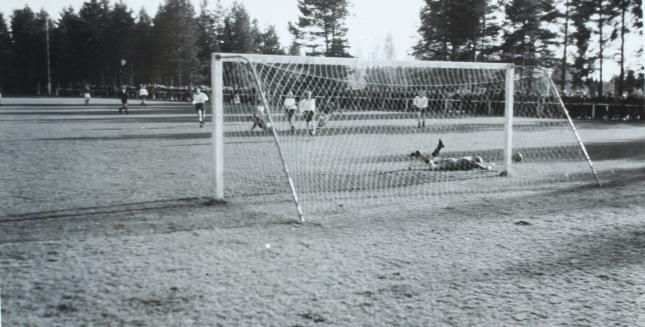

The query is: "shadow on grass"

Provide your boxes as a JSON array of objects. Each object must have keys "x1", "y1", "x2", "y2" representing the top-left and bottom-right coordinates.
[
  {"x1": 28, "y1": 121, "x2": 593, "y2": 141},
  {"x1": 0, "y1": 197, "x2": 220, "y2": 224},
  {"x1": 0, "y1": 195, "x2": 309, "y2": 244},
  {"x1": 585, "y1": 139, "x2": 645, "y2": 161},
  {"x1": 501, "y1": 226, "x2": 645, "y2": 277},
  {"x1": 1, "y1": 161, "x2": 643, "y2": 246},
  {"x1": 575, "y1": 120, "x2": 645, "y2": 130},
  {"x1": 442, "y1": 166, "x2": 645, "y2": 277}
]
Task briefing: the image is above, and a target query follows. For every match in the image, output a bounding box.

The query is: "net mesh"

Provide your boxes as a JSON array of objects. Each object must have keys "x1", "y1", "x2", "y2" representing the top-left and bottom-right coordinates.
[{"x1": 216, "y1": 55, "x2": 596, "y2": 216}]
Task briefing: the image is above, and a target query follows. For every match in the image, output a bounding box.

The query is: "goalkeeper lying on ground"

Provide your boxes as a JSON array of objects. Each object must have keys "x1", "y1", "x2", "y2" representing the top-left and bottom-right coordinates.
[{"x1": 410, "y1": 139, "x2": 493, "y2": 171}]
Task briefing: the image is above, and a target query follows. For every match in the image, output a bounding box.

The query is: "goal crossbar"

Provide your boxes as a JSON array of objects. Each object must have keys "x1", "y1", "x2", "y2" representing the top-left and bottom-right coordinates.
[{"x1": 214, "y1": 53, "x2": 513, "y2": 70}]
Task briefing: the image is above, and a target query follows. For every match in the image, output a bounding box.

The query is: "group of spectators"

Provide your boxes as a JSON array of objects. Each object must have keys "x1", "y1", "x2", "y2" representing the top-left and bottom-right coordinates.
[
  {"x1": 63, "y1": 84, "x2": 211, "y2": 102},
  {"x1": 225, "y1": 87, "x2": 644, "y2": 121},
  {"x1": 48, "y1": 83, "x2": 644, "y2": 122},
  {"x1": 563, "y1": 91, "x2": 644, "y2": 121}
]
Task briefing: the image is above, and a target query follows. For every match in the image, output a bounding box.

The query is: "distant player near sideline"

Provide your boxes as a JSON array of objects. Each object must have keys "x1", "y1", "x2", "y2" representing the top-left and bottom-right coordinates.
[
  {"x1": 317, "y1": 97, "x2": 338, "y2": 129},
  {"x1": 250, "y1": 101, "x2": 271, "y2": 131},
  {"x1": 413, "y1": 90, "x2": 429, "y2": 128},
  {"x1": 118, "y1": 86, "x2": 129, "y2": 114},
  {"x1": 299, "y1": 90, "x2": 316, "y2": 135},
  {"x1": 139, "y1": 85, "x2": 149, "y2": 106},
  {"x1": 192, "y1": 88, "x2": 209, "y2": 128},
  {"x1": 410, "y1": 139, "x2": 494, "y2": 171},
  {"x1": 284, "y1": 91, "x2": 297, "y2": 133},
  {"x1": 83, "y1": 85, "x2": 91, "y2": 105}
]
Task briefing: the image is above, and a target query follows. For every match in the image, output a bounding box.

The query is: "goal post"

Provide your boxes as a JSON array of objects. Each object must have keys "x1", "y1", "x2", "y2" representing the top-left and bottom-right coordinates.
[
  {"x1": 212, "y1": 53, "x2": 305, "y2": 221},
  {"x1": 210, "y1": 53, "x2": 599, "y2": 219},
  {"x1": 211, "y1": 54, "x2": 224, "y2": 200},
  {"x1": 504, "y1": 65, "x2": 515, "y2": 176}
]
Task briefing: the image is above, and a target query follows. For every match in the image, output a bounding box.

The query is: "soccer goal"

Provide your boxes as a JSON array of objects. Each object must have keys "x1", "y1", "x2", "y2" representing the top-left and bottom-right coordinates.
[{"x1": 210, "y1": 53, "x2": 599, "y2": 221}]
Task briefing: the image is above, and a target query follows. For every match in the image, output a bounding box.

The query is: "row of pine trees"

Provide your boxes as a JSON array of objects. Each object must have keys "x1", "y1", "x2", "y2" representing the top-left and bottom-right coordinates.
[
  {"x1": 0, "y1": 0, "x2": 642, "y2": 96},
  {"x1": 413, "y1": 0, "x2": 642, "y2": 96},
  {"x1": 0, "y1": 0, "x2": 288, "y2": 94}
]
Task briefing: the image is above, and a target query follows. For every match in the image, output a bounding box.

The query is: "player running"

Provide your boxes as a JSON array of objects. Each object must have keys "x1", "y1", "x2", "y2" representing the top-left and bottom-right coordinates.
[
  {"x1": 413, "y1": 90, "x2": 429, "y2": 128},
  {"x1": 118, "y1": 86, "x2": 129, "y2": 114},
  {"x1": 83, "y1": 85, "x2": 91, "y2": 105},
  {"x1": 192, "y1": 88, "x2": 209, "y2": 128},
  {"x1": 410, "y1": 139, "x2": 494, "y2": 171},
  {"x1": 299, "y1": 90, "x2": 316, "y2": 135},
  {"x1": 283, "y1": 91, "x2": 297, "y2": 133}
]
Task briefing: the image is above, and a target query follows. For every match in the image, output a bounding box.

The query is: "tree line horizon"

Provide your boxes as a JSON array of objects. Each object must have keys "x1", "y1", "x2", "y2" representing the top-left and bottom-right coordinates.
[{"x1": 0, "y1": 0, "x2": 642, "y2": 97}]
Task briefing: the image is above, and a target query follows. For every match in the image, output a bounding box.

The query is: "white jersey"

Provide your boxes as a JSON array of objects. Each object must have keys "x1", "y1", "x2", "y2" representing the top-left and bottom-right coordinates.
[
  {"x1": 192, "y1": 92, "x2": 209, "y2": 104},
  {"x1": 299, "y1": 98, "x2": 316, "y2": 113},
  {"x1": 284, "y1": 97, "x2": 297, "y2": 110},
  {"x1": 413, "y1": 96, "x2": 428, "y2": 109},
  {"x1": 139, "y1": 88, "x2": 149, "y2": 97}
]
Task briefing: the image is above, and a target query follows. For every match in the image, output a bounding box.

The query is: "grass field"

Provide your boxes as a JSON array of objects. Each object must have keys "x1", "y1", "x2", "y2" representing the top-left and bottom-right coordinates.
[{"x1": 1, "y1": 98, "x2": 644, "y2": 326}]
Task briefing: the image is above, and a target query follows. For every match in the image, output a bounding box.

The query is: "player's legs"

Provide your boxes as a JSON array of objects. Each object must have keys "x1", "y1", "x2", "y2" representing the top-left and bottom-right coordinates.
[
  {"x1": 304, "y1": 111, "x2": 315, "y2": 135},
  {"x1": 431, "y1": 139, "x2": 445, "y2": 157},
  {"x1": 250, "y1": 115, "x2": 258, "y2": 130},
  {"x1": 196, "y1": 103, "x2": 204, "y2": 127},
  {"x1": 421, "y1": 109, "x2": 427, "y2": 127},
  {"x1": 258, "y1": 116, "x2": 266, "y2": 130},
  {"x1": 286, "y1": 109, "x2": 296, "y2": 132},
  {"x1": 416, "y1": 109, "x2": 421, "y2": 128},
  {"x1": 119, "y1": 98, "x2": 129, "y2": 114},
  {"x1": 409, "y1": 150, "x2": 434, "y2": 166}
]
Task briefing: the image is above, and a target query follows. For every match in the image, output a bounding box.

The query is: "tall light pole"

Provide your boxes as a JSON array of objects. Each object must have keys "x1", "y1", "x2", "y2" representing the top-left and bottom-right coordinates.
[{"x1": 45, "y1": 18, "x2": 51, "y2": 96}]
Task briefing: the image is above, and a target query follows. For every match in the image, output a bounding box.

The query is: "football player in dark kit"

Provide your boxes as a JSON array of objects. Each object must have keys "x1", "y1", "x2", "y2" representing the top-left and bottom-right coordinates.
[{"x1": 118, "y1": 86, "x2": 129, "y2": 114}]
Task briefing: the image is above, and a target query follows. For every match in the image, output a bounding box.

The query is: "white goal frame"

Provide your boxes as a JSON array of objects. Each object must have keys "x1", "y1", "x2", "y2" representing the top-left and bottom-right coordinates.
[{"x1": 210, "y1": 53, "x2": 599, "y2": 221}]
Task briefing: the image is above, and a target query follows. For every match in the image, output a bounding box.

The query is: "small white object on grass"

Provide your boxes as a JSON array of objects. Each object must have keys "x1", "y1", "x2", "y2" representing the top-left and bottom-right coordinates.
[{"x1": 265, "y1": 243, "x2": 271, "y2": 249}]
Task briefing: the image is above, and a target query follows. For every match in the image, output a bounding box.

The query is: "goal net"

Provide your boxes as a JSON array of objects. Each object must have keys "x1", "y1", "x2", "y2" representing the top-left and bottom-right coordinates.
[{"x1": 210, "y1": 54, "x2": 599, "y2": 220}]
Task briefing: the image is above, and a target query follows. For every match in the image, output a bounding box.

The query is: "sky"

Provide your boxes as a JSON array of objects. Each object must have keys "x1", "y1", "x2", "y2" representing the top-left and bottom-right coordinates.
[{"x1": 1, "y1": 0, "x2": 642, "y2": 80}]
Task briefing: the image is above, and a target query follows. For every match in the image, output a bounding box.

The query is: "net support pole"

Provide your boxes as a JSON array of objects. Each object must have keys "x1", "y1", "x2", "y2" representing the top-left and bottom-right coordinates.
[
  {"x1": 212, "y1": 54, "x2": 224, "y2": 200},
  {"x1": 219, "y1": 54, "x2": 305, "y2": 223},
  {"x1": 542, "y1": 69, "x2": 602, "y2": 186},
  {"x1": 252, "y1": 65, "x2": 305, "y2": 223},
  {"x1": 503, "y1": 65, "x2": 515, "y2": 175}
]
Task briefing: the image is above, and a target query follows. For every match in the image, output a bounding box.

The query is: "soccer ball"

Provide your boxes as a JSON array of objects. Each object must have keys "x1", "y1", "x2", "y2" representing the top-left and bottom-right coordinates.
[{"x1": 513, "y1": 152, "x2": 524, "y2": 162}]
